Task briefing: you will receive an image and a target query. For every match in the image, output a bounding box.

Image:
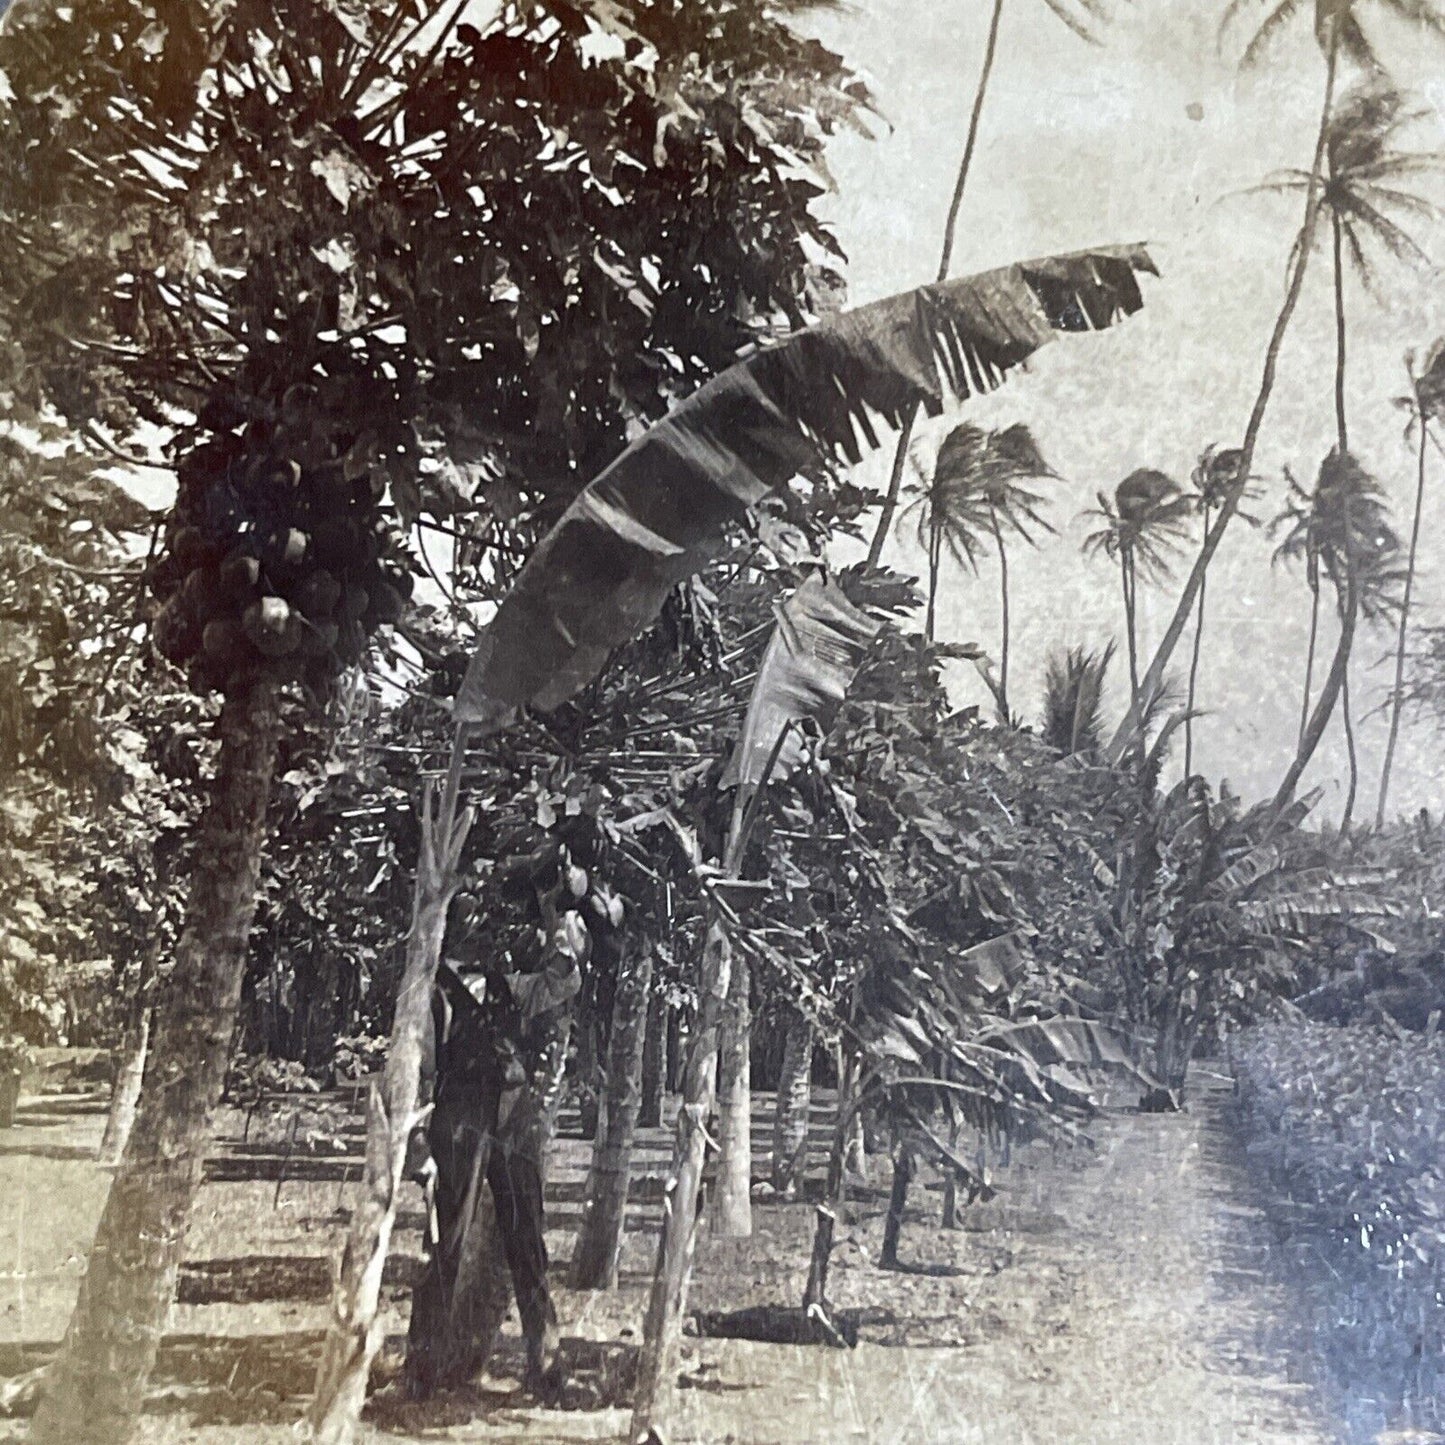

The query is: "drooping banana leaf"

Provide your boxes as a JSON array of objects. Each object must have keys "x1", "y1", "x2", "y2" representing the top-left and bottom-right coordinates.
[
  {"x1": 719, "y1": 572, "x2": 881, "y2": 839},
  {"x1": 455, "y1": 243, "x2": 1156, "y2": 729}
]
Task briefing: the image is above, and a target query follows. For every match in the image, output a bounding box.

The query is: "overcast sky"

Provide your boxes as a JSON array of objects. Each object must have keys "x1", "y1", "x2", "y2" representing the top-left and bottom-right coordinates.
[{"x1": 804, "y1": 0, "x2": 1445, "y2": 823}]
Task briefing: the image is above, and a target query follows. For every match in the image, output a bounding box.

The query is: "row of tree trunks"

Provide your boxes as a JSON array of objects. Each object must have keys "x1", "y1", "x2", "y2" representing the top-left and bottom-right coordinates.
[
  {"x1": 571, "y1": 944, "x2": 654, "y2": 1288},
  {"x1": 770, "y1": 1006, "x2": 813, "y2": 1196},
  {"x1": 32, "y1": 680, "x2": 282, "y2": 1445}
]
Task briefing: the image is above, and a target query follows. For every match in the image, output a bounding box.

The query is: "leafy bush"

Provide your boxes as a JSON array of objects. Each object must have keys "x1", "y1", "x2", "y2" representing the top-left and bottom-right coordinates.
[
  {"x1": 1235, "y1": 1021, "x2": 1445, "y2": 1266},
  {"x1": 1234, "y1": 1021, "x2": 1445, "y2": 1435}
]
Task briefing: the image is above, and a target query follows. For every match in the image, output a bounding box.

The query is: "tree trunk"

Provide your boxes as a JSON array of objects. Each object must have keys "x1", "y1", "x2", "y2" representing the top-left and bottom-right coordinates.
[
  {"x1": 570, "y1": 944, "x2": 653, "y2": 1289},
  {"x1": 665, "y1": 1005, "x2": 683, "y2": 1093},
  {"x1": 629, "y1": 923, "x2": 731, "y2": 1442},
  {"x1": 803, "y1": 1053, "x2": 857, "y2": 1319},
  {"x1": 639, "y1": 991, "x2": 666, "y2": 1130},
  {"x1": 1300, "y1": 580, "x2": 1321, "y2": 749},
  {"x1": 991, "y1": 508, "x2": 1010, "y2": 723},
  {"x1": 1341, "y1": 665, "x2": 1359, "y2": 833},
  {"x1": 770, "y1": 1007, "x2": 813, "y2": 1196},
  {"x1": 576, "y1": 1014, "x2": 601, "y2": 1140},
  {"x1": 1377, "y1": 415, "x2": 1429, "y2": 828},
  {"x1": 1184, "y1": 513, "x2": 1209, "y2": 779},
  {"x1": 30, "y1": 680, "x2": 281, "y2": 1445},
  {"x1": 98, "y1": 1005, "x2": 150, "y2": 1168},
  {"x1": 1274, "y1": 573, "x2": 1359, "y2": 814},
  {"x1": 309, "y1": 758, "x2": 474, "y2": 1445},
  {"x1": 1122, "y1": 554, "x2": 1139, "y2": 713},
  {"x1": 711, "y1": 949, "x2": 752, "y2": 1237},
  {"x1": 864, "y1": 0, "x2": 1006, "y2": 566},
  {"x1": 1107, "y1": 29, "x2": 1341, "y2": 762},
  {"x1": 923, "y1": 518, "x2": 941, "y2": 643},
  {"x1": 878, "y1": 1143, "x2": 914, "y2": 1270}
]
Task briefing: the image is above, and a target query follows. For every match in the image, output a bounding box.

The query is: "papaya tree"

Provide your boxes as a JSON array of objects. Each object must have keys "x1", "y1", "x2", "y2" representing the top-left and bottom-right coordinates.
[{"x1": 0, "y1": 0, "x2": 874, "y2": 1437}]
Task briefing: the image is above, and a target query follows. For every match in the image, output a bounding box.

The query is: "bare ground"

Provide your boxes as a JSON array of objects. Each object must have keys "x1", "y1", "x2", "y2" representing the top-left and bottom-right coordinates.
[{"x1": 0, "y1": 1067, "x2": 1368, "y2": 1442}]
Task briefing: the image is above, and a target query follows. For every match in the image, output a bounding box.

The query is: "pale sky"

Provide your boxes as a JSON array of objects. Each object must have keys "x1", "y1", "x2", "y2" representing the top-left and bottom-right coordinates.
[{"x1": 806, "y1": 0, "x2": 1445, "y2": 824}]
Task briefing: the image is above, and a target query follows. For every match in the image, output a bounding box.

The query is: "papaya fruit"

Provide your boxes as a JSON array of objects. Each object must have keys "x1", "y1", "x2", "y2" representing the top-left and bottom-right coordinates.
[
  {"x1": 312, "y1": 517, "x2": 364, "y2": 569},
  {"x1": 242, "y1": 597, "x2": 300, "y2": 657},
  {"x1": 337, "y1": 585, "x2": 370, "y2": 625},
  {"x1": 218, "y1": 552, "x2": 262, "y2": 607},
  {"x1": 293, "y1": 568, "x2": 342, "y2": 620},
  {"x1": 266, "y1": 526, "x2": 308, "y2": 568},
  {"x1": 181, "y1": 567, "x2": 226, "y2": 623},
  {"x1": 172, "y1": 525, "x2": 215, "y2": 572},
  {"x1": 363, "y1": 580, "x2": 404, "y2": 628},
  {"x1": 152, "y1": 595, "x2": 199, "y2": 665},
  {"x1": 148, "y1": 554, "x2": 185, "y2": 601},
  {"x1": 201, "y1": 617, "x2": 251, "y2": 668}
]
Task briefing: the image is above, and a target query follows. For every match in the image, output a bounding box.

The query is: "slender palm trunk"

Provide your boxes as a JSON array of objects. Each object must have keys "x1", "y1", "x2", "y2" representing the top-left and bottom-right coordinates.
[
  {"x1": 991, "y1": 507, "x2": 1010, "y2": 722},
  {"x1": 1274, "y1": 569, "x2": 1359, "y2": 812},
  {"x1": 1122, "y1": 553, "x2": 1140, "y2": 713},
  {"x1": 866, "y1": 0, "x2": 1007, "y2": 565},
  {"x1": 924, "y1": 516, "x2": 942, "y2": 642},
  {"x1": 1300, "y1": 580, "x2": 1321, "y2": 749},
  {"x1": 770, "y1": 1006, "x2": 813, "y2": 1196},
  {"x1": 1183, "y1": 509, "x2": 1210, "y2": 778},
  {"x1": 1377, "y1": 414, "x2": 1429, "y2": 828},
  {"x1": 31, "y1": 680, "x2": 281, "y2": 1445},
  {"x1": 310, "y1": 742, "x2": 473, "y2": 1444},
  {"x1": 1108, "y1": 29, "x2": 1341, "y2": 761},
  {"x1": 571, "y1": 943, "x2": 653, "y2": 1289},
  {"x1": 1341, "y1": 665, "x2": 1359, "y2": 830}
]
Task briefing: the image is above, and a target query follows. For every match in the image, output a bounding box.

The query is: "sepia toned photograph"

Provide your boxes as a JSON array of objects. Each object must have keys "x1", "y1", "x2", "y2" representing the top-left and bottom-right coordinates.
[{"x1": 2, "y1": 0, "x2": 1445, "y2": 1440}]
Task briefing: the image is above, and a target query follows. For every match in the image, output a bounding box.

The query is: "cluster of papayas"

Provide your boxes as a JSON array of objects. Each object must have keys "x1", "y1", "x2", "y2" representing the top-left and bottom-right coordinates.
[{"x1": 148, "y1": 440, "x2": 415, "y2": 696}]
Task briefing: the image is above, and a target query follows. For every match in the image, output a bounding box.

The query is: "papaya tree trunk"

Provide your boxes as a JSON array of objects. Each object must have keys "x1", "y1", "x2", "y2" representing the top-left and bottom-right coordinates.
[
  {"x1": 98, "y1": 1004, "x2": 151, "y2": 1169},
  {"x1": 639, "y1": 991, "x2": 666, "y2": 1130},
  {"x1": 804, "y1": 1053, "x2": 857, "y2": 1315},
  {"x1": 571, "y1": 943, "x2": 653, "y2": 1289},
  {"x1": 576, "y1": 1013, "x2": 601, "y2": 1140},
  {"x1": 665, "y1": 1005, "x2": 683, "y2": 1093},
  {"x1": 711, "y1": 949, "x2": 752, "y2": 1237},
  {"x1": 1299, "y1": 580, "x2": 1321, "y2": 749},
  {"x1": 309, "y1": 754, "x2": 473, "y2": 1445},
  {"x1": 878, "y1": 1142, "x2": 915, "y2": 1271},
  {"x1": 770, "y1": 1007, "x2": 813, "y2": 1196},
  {"x1": 1183, "y1": 510, "x2": 1209, "y2": 779},
  {"x1": 30, "y1": 678, "x2": 281, "y2": 1445},
  {"x1": 629, "y1": 923, "x2": 731, "y2": 1442}
]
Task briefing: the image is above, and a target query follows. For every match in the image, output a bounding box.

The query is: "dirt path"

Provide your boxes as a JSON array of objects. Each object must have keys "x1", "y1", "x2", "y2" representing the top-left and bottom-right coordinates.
[
  {"x1": 0, "y1": 1071, "x2": 1339, "y2": 1443},
  {"x1": 654, "y1": 1069, "x2": 1331, "y2": 1445}
]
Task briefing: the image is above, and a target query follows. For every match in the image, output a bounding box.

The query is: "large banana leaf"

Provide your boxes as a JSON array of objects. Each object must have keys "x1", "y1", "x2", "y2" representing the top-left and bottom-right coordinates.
[
  {"x1": 720, "y1": 572, "x2": 881, "y2": 804},
  {"x1": 455, "y1": 244, "x2": 1156, "y2": 729}
]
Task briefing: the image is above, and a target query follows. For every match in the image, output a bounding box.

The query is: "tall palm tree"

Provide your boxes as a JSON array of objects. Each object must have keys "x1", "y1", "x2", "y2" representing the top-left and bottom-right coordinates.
[
  {"x1": 1110, "y1": 0, "x2": 1445, "y2": 762},
  {"x1": 1378, "y1": 340, "x2": 1445, "y2": 826},
  {"x1": 1182, "y1": 445, "x2": 1251, "y2": 778},
  {"x1": 1272, "y1": 449, "x2": 1403, "y2": 820},
  {"x1": 1083, "y1": 469, "x2": 1193, "y2": 718},
  {"x1": 903, "y1": 421, "x2": 1056, "y2": 716},
  {"x1": 866, "y1": 0, "x2": 1111, "y2": 565},
  {"x1": 1255, "y1": 78, "x2": 1436, "y2": 825}
]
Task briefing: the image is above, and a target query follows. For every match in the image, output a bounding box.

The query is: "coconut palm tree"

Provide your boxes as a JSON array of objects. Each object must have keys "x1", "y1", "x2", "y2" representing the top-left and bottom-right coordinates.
[
  {"x1": 866, "y1": 0, "x2": 1112, "y2": 565},
  {"x1": 1110, "y1": 0, "x2": 1445, "y2": 762},
  {"x1": 1272, "y1": 449, "x2": 1404, "y2": 820},
  {"x1": 903, "y1": 421, "x2": 1056, "y2": 717},
  {"x1": 1182, "y1": 446, "x2": 1251, "y2": 778},
  {"x1": 1083, "y1": 469, "x2": 1193, "y2": 719},
  {"x1": 1255, "y1": 78, "x2": 1436, "y2": 824},
  {"x1": 1378, "y1": 341, "x2": 1445, "y2": 826}
]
